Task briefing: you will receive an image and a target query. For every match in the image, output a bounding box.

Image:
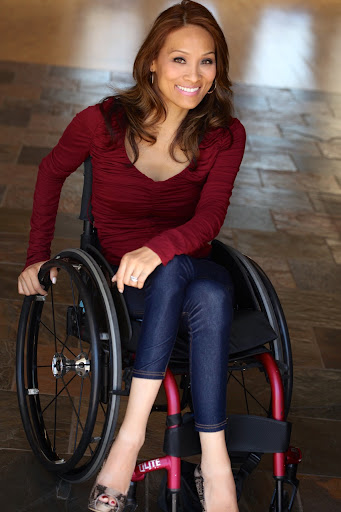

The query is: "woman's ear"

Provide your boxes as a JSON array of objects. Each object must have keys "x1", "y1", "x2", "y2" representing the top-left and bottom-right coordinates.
[{"x1": 150, "y1": 61, "x2": 156, "y2": 73}]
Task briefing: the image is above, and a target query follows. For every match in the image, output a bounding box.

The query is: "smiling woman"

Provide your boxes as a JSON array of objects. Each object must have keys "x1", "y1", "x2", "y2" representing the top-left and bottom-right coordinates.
[
  {"x1": 129, "y1": 24, "x2": 218, "y2": 181},
  {"x1": 100, "y1": 0, "x2": 235, "y2": 171},
  {"x1": 18, "y1": 2, "x2": 245, "y2": 512},
  {"x1": 150, "y1": 25, "x2": 217, "y2": 112}
]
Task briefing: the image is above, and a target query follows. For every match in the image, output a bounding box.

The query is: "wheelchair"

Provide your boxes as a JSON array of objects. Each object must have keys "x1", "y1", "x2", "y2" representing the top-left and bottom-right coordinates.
[{"x1": 16, "y1": 158, "x2": 302, "y2": 512}]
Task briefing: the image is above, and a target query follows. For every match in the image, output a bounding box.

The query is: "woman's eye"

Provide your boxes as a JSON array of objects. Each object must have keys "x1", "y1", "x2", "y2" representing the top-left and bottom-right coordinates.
[
  {"x1": 174, "y1": 57, "x2": 186, "y2": 64},
  {"x1": 202, "y1": 58, "x2": 214, "y2": 65}
]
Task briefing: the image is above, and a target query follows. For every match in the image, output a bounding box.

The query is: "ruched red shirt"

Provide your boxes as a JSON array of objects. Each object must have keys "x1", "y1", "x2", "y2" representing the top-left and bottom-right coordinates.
[{"x1": 25, "y1": 100, "x2": 246, "y2": 268}]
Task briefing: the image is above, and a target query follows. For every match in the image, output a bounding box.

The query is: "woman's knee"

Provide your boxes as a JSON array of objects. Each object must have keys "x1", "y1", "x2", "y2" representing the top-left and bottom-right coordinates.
[{"x1": 185, "y1": 279, "x2": 234, "y2": 317}]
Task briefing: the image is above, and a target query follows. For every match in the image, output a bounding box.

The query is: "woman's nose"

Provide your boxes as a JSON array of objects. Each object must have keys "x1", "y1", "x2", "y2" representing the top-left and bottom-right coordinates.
[{"x1": 184, "y1": 65, "x2": 201, "y2": 83}]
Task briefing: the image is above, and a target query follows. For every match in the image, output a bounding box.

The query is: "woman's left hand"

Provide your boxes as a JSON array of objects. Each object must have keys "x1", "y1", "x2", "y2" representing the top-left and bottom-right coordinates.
[{"x1": 112, "y1": 246, "x2": 162, "y2": 292}]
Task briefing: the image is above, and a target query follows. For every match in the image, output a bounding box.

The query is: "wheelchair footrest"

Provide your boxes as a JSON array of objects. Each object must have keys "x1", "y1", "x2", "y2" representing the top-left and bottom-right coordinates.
[{"x1": 163, "y1": 414, "x2": 291, "y2": 457}]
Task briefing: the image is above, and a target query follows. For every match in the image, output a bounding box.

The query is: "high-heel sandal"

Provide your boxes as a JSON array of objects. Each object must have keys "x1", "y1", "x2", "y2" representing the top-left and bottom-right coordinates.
[
  {"x1": 194, "y1": 464, "x2": 206, "y2": 512},
  {"x1": 88, "y1": 483, "x2": 127, "y2": 512}
]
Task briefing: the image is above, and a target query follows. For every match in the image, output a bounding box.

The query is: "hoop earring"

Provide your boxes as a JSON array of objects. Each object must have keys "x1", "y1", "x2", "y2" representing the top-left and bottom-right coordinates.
[{"x1": 207, "y1": 80, "x2": 216, "y2": 94}]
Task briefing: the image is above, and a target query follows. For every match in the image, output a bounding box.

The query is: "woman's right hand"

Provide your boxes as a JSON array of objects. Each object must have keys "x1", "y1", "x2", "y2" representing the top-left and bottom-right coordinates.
[{"x1": 18, "y1": 261, "x2": 58, "y2": 296}]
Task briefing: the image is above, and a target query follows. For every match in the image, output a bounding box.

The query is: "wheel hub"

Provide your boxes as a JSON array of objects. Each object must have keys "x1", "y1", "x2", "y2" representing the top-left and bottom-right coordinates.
[{"x1": 52, "y1": 352, "x2": 90, "y2": 378}]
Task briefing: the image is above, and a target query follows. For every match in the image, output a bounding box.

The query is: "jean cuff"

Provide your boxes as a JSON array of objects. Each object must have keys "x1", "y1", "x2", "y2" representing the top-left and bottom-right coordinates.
[
  {"x1": 194, "y1": 418, "x2": 227, "y2": 433},
  {"x1": 132, "y1": 369, "x2": 165, "y2": 380}
]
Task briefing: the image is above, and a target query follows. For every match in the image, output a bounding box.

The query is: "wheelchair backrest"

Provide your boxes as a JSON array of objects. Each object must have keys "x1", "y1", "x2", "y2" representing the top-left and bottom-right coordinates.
[{"x1": 79, "y1": 156, "x2": 94, "y2": 223}]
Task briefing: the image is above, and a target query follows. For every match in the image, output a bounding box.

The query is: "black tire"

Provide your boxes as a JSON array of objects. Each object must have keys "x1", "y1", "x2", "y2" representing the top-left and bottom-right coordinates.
[{"x1": 16, "y1": 249, "x2": 122, "y2": 482}]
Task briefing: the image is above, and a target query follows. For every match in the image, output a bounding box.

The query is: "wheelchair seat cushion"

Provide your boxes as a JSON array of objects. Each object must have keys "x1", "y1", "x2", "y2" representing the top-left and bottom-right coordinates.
[
  {"x1": 122, "y1": 308, "x2": 277, "y2": 366},
  {"x1": 113, "y1": 267, "x2": 277, "y2": 364},
  {"x1": 229, "y1": 309, "x2": 277, "y2": 355}
]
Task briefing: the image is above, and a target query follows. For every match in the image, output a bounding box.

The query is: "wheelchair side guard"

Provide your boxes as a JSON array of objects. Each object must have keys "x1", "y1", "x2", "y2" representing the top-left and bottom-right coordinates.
[
  {"x1": 84, "y1": 243, "x2": 133, "y2": 345},
  {"x1": 163, "y1": 413, "x2": 292, "y2": 458},
  {"x1": 162, "y1": 415, "x2": 300, "y2": 512},
  {"x1": 165, "y1": 350, "x2": 290, "y2": 458},
  {"x1": 227, "y1": 414, "x2": 292, "y2": 453},
  {"x1": 229, "y1": 309, "x2": 277, "y2": 355}
]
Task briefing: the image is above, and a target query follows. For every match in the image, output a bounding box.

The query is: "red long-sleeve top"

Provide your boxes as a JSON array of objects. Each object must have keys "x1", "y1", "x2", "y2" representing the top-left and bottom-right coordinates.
[{"x1": 25, "y1": 100, "x2": 246, "y2": 268}]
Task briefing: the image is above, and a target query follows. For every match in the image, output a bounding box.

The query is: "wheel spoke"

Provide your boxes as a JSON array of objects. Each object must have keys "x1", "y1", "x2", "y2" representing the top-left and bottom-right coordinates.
[
  {"x1": 69, "y1": 274, "x2": 84, "y2": 354},
  {"x1": 71, "y1": 378, "x2": 95, "y2": 456},
  {"x1": 229, "y1": 371, "x2": 269, "y2": 414},
  {"x1": 74, "y1": 378, "x2": 84, "y2": 452},
  {"x1": 39, "y1": 321, "x2": 77, "y2": 358},
  {"x1": 41, "y1": 373, "x2": 78, "y2": 414},
  {"x1": 61, "y1": 376, "x2": 86, "y2": 436},
  {"x1": 241, "y1": 371, "x2": 250, "y2": 415},
  {"x1": 99, "y1": 401, "x2": 106, "y2": 416}
]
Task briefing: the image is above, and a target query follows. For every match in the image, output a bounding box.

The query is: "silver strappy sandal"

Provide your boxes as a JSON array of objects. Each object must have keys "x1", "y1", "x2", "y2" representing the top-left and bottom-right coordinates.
[
  {"x1": 194, "y1": 464, "x2": 207, "y2": 512},
  {"x1": 88, "y1": 483, "x2": 127, "y2": 512}
]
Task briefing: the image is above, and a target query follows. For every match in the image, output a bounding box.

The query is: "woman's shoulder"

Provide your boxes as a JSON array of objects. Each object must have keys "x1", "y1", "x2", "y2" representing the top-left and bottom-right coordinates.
[
  {"x1": 70, "y1": 97, "x2": 126, "y2": 145},
  {"x1": 228, "y1": 117, "x2": 245, "y2": 135},
  {"x1": 99, "y1": 96, "x2": 122, "y2": 114},
  {"x1": 69, "y1": 103, "x2": 105, "y2": 138},
  {"x1": 75, "y1": 97, "x2": 123, "y2": 127},
  {"x1": 221, "y1": 118, "x2": 246, "y2": 149}
]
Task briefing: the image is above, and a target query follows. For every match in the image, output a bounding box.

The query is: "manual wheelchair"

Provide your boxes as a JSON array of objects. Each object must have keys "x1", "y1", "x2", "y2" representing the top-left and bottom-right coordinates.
[{"x1": 16, "y1": 158, "x2": 302, "y2": 512}]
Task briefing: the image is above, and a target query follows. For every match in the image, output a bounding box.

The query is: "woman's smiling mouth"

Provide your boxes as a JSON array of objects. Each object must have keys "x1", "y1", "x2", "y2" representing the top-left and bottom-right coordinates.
[{"x1": 176, "y1": 85, "x2": 200, "y2": 96}]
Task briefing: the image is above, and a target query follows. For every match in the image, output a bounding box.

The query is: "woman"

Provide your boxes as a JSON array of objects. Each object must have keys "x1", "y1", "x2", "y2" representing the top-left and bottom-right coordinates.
[{"x1": 18, "y1": 1, "x2": 245, "y2": 511}]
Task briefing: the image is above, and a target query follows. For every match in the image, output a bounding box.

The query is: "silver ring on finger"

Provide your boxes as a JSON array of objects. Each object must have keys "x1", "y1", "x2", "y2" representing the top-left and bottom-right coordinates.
[{"x1": 130, "y1": 275, "x2": 138, "y2": 283}]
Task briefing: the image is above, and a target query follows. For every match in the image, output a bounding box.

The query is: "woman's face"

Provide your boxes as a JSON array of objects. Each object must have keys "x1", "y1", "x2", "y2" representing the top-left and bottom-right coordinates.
[{"x1": 150, "y1": 24, "x2": 216, "y2": 117}]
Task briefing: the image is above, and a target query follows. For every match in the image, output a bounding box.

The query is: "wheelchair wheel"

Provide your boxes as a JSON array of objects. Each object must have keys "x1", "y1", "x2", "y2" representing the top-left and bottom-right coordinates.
[
  {"x1": 210, "y1": 241, "x2": 294, "y2": 491},
  {"x1": 16, "y1": 249, "x2": 122, "y2": 482},
  {"x1": 231, "y1": 251, "x2": 292, "y2": 416},
  {"x1": 212, "y1": 241, "x2": 293, "y2": 421},
  {"x1": 247, "y1": 255, "x2": 293, "y2": 417}
]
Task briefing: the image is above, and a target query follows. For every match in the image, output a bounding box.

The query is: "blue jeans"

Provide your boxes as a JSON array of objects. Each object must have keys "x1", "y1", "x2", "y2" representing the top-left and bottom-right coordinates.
[{"x1": 115, "y1": 254, "x2": 234, "y2": 433}]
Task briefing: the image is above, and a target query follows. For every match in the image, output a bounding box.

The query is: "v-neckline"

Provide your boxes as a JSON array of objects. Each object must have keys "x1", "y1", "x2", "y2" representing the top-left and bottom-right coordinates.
[{"x1": 123, "y1": 135, "x2": 191, "y2": 184}]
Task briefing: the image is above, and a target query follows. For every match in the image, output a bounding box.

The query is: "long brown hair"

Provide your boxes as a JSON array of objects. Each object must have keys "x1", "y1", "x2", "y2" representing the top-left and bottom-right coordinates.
[{"x1": 101, "y1": 0, "x2": 234, "y2": 164}]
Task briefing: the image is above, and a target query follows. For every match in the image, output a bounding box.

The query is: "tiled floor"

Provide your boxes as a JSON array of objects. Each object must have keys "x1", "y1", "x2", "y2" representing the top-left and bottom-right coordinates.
[
  {"x1": 2, "y1": 0, "x2": 341, "y2": 93},
  {"x1": 0, "y1": 56, "x2": 341, "y2": 512}
]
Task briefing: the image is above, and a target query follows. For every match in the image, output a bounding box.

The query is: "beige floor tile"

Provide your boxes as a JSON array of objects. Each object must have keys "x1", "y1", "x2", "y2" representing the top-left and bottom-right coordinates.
[{"x1": 272, "y1": 211, "x2": 339, "y2": 238}]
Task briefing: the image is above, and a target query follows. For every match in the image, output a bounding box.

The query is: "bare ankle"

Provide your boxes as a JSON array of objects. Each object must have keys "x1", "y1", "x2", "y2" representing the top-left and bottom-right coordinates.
[
  {"x1": 201, "y1": 460, "x2": 232, "y2": 481},
  {"x1": 116, "y1": 428, "x2": 145, "y2": 451}
]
